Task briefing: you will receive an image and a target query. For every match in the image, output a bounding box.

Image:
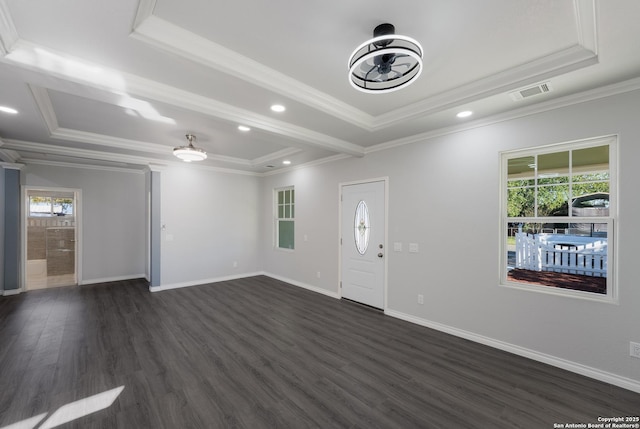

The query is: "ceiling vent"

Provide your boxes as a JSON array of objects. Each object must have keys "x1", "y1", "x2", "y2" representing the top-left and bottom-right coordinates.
[{"x1": 509, "y1": 82, "x2": 553, "y2": 101}]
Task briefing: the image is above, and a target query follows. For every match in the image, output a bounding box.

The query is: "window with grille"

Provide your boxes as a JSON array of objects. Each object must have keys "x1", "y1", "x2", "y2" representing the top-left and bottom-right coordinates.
[
  {"x1": 275, "y1": 187, "x2": 295, "y2": 250},
  {"x1": 500, "y1": 136, "x2": 616, "y2": 302}
]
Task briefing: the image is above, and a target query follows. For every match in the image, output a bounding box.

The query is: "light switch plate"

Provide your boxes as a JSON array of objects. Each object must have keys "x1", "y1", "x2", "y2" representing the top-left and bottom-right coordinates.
[
  {"x1": 409, "y1": 243, "x2": 419, "y2": 253},
  {"x1": 394, "y1": 242, "x2": 402, "y2": 252}
]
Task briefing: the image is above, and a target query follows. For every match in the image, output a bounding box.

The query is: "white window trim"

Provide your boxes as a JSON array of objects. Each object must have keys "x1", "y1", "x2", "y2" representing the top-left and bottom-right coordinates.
[{"x1": 499, "y1": 135, "x2": 618, "y2": 303}]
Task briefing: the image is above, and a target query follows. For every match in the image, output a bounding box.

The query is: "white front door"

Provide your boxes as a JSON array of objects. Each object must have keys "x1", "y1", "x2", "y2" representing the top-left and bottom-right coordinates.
[{"x1": 340, "y1": 180, "x2": 386, "y2": 309}]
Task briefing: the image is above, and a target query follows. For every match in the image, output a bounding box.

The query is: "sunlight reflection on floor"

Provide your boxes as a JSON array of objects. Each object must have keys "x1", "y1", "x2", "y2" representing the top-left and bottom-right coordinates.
[{"x1": 0, "y1": 386, "x2": 124, "y2": 429}]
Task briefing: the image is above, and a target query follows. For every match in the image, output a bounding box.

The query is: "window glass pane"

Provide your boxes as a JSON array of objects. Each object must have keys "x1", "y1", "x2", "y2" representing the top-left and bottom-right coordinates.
[
  {"x1": 284, "y1": 190, "x2": 290, "y2": 204},
  {"x1": 290, "y1": 189, "x2": 295, "y2": 203},
  {"x1": 537, "y1": 184, "x2": 569, "y2": 217},
  {"x1": 278, "y1": 191, "x2": 284, "y2": 204},
  {"x1": 507, "y1": 187, "x2": 535, "y2": 217},
  {"x1": 53, "y1": 197, "x2": 73, "y2": 216},
  {"x1": 538, "y1": 151, "x2": 569, "y2": 185},
  {"x1": 573, "y1": 145, "x2": 608, "y2": 175},
  {"x1": 506, "y1": 222, "x2": 607, "y2": 294},
  {"x1": 290, "y1": 205, "x2": 294, "y2": 218},
  {"x1": 278, "y1": 220, "x2": 294, "y2": 249},
  {"x1": 508, "y1": 156, "x2": 535, "y2": 177},
  {"x1": 29, "y1": 196, "x2": 51, "y2": 216},
  {"x1": 571, "y1": 191, "x2": 609, "y2": 219},
  {"x1": 284, "y1": 205, "x2": 290, "y2": 218},
  {"x1": 278, "y1": 205, "x2": 284, "y2": 218},
  {"x1": 508, "y1": 178, "x2": 535, "y2": 188}
]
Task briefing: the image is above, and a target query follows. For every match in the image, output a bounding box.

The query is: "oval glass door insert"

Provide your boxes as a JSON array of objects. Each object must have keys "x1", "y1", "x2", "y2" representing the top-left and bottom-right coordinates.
[{"x1": 354, "y1": 200, "x2": 370, "y2": 255}]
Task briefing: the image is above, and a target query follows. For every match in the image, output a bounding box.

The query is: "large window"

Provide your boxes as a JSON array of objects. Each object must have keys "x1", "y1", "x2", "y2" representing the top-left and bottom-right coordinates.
[
  {"x1": 500, "y1": 136, "x2": 616, "y2": 301},
  {"x1": 275, "y1": 187, "x2": 294, "y2": 250}
]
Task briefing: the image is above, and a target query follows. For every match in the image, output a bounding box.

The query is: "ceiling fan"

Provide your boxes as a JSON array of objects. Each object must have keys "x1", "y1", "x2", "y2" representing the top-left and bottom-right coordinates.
[{"x1": 348, "y1": 23, "x2": 423, "y2": 93}]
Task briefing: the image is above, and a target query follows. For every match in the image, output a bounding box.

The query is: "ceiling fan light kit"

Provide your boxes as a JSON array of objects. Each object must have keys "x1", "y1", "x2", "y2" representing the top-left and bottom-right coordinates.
[
  {"x1": 348, "y1": 23, "x2": 423, "y2": 94},
  {"x1": 173, "y1": 133, "x2": 207, "y2": 162}
]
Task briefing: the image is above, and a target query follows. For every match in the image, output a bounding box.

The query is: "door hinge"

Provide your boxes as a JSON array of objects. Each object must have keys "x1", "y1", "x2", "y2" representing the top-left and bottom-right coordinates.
[
  {"x1": 340, "y1": 281, "x2": 342, "y2": 288},
  {"x1": 340, "y1": 237, "x2": 342, "y2": 245}
]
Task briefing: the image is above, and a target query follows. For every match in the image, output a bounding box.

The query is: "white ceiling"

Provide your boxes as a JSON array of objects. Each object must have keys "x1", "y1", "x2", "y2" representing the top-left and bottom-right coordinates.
[{"x1": 1, "y1": 0, "x2": 639, "y2": 173}]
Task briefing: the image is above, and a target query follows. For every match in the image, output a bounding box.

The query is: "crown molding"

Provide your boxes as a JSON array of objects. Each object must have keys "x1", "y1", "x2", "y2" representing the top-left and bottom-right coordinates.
[
  {"x1": 366, "y1": 76, "x2": 640, "y2": 156},
  {"x1": 375, "y1": 1, "x2": 597, "y2": 129},
  {"x1": 0, "y1": 0, "x2": 18, "y2": 55},
  {"x1": 250, "y1": 147, "x2": 302, "y2": 167},
  {"x1": 29, "y1": 85, "x2": 59, "y2": 130},
  {"x1": 146, "y1": 162, "x2": 166, "y2": 172},
  {"x1": 0, "y1": 161, "x2": 24, "y2": 170},
  {"x1": 0, "y1": 148, "x2": 20, "y2": 163},
  {"x1": 53, "y1": 128, "x2": 253, "y2": 166},
  {"x1": 23, "y1": 158, "x2": 146, "y2": 174},
  {"x1": 374, "y1": 44, "x2": 598, "y2": 130},
  {"x1": 131, "y1": 13, "x2": 373, "y2": 130},
  {"x1": 260, "y1": 153, "x2": 351, "y2": 177},
  {"x1": 27, "y1": 84, "x2": 335, "y2": 173},
  {"x1": 5, "y1": 139, "x2": 263, "y2": 176},
  {"x1": 7, "y1": 40, "x2": 364, "y2": 157},
  {"x1": 574, "y1": 0, "x2": 598, "y2": 54},
  {"x1": 30, "y1": 84, "x2": 256, "y2": 166},
  {"x1": 130, "y1": 1, "x2": 598, "y2": 133},
  {"x1": 2, "y1": 139, "x2": 161, "y2": 166},
  {"x1": 132, "y1": 0, "x2": 156, "y2": 30}
]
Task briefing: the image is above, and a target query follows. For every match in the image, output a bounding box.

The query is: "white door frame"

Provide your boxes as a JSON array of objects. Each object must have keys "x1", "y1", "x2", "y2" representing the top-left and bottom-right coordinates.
[
  {"x1": 21, "y1": 186, "x2": 83, "y2": 291},
  {"x1": 338, "y1": 177, "x2": 389, "y2": 310}
]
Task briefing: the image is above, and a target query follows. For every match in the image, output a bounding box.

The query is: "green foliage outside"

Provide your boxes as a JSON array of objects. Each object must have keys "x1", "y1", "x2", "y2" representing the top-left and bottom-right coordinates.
[{"x1": 507, "y1": 176, "x2": 609, "y2": 218}]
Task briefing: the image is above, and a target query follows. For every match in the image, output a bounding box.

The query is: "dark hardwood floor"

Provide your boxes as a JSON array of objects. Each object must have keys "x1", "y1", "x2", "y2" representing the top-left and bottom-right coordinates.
[{"x1": 0, "y1": 276, "x2": 638, "y2": 428}]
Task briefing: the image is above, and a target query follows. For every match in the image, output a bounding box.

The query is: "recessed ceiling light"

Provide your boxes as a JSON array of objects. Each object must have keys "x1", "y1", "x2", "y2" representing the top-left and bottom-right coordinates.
[
  {"x1": 456, "y1": 110, "x2": 473, "y2": 118},
  {"x1": 270, "y1": 104, "x2": 286, "y2": 113},
  {"x1": 237, "y1": 125, "x2": 251, "y2": 132},
  {"x1": 282, "y1": 160, "x2": 291, "y2": 165},
  {"x1": 0, "y1": 106, "x2": 19, "y2": 114}
]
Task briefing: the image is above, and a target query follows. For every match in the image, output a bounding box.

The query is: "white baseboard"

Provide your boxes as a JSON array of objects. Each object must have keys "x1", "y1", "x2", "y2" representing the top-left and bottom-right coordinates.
[
  {"x1": 149, "y1": 272, "x2": 264, "y2": 292},
  {"x1": 2, "y1": 288, "x2": 22, "y2": 296},
  {"x1": 385, "y1": 308, "x2": 640, "y2": 394},
  {"x1": 81, "y1": 274, "x2": 147, "y2": 286},
  {"x1": 150, "y1": 271, "x2": 341, "y2": 299},
  {"x1": 263, "y1": 272, "x2": 340, "y2": 299}
]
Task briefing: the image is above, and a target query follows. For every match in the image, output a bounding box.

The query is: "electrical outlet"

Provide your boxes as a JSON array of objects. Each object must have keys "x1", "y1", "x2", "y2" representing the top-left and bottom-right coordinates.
[
  {"x1": 316, "y1": 271, "x2": 321, "y2": 279},
  {"x1": 233, "y1": 261, "x2": 238, "y2": 268},
  {"x1": 631, "y1": 342, "x2": 640, "y2": 359},
  {"x1": 417, "y1": 294, "x2": 424, "y2": 305}
]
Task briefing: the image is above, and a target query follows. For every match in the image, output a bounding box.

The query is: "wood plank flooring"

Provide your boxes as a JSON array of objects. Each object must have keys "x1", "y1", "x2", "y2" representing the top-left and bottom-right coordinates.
[{"x1": 0, "y1": 276, "x2": 638, "y2": 428}]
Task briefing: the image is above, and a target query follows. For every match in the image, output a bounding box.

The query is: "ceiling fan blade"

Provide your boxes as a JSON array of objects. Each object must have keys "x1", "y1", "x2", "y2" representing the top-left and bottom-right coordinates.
[{"x1": 364, "y1": 64, "x2": 379, "y2": 81}]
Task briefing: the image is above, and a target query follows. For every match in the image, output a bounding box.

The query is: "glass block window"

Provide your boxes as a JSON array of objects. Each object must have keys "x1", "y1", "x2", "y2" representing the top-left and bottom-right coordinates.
[
  {"x1": 354, "y1": 200, "x2": 370, "y2": 255},
  {"x1": 276, "y1": 187, "x2": 295, "y2": 249}
]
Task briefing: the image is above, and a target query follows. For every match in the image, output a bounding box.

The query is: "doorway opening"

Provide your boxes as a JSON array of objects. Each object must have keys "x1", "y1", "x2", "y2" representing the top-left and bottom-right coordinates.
[{"x1": 23, "y1": 188, "x2": 80, "y2": 290}]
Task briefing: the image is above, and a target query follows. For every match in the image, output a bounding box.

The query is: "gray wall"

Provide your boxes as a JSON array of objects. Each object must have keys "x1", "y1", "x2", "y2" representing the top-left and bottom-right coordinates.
[
  {"x1": 260, "y1": 90, "x2": 640, "y2": 385},
  {"x1": 23, "y1": 164, "x2": 146, "y2": 283},
  {"x1": 159, "y1": 165, "x2": 261, "y2": 286}
]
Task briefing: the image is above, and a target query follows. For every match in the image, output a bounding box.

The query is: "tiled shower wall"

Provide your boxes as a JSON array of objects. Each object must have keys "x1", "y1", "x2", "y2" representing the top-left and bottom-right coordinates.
[{"x1": 27, "y1": 217, "x2": 76, "y2": 276}]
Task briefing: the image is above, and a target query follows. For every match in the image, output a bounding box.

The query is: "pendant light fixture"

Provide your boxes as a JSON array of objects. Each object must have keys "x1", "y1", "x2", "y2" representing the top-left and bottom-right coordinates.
[
  {"x1": 348, "y1": 23, "x2": 423, "y2": 93},
  {"x1": 173, "y1": 134, "x2": 207, "y2": 162}
]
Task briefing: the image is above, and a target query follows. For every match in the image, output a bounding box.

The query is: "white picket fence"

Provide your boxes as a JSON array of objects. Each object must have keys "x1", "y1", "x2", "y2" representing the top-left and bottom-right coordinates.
[{"x1": 515, "y1": 233, "x2": 607, "y2": 277}]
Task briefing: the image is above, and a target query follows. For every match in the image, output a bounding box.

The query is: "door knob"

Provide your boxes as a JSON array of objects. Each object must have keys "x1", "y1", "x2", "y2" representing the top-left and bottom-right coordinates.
[{"x1": 378, "y1": 252, "x2": 384, "y2": 258}]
